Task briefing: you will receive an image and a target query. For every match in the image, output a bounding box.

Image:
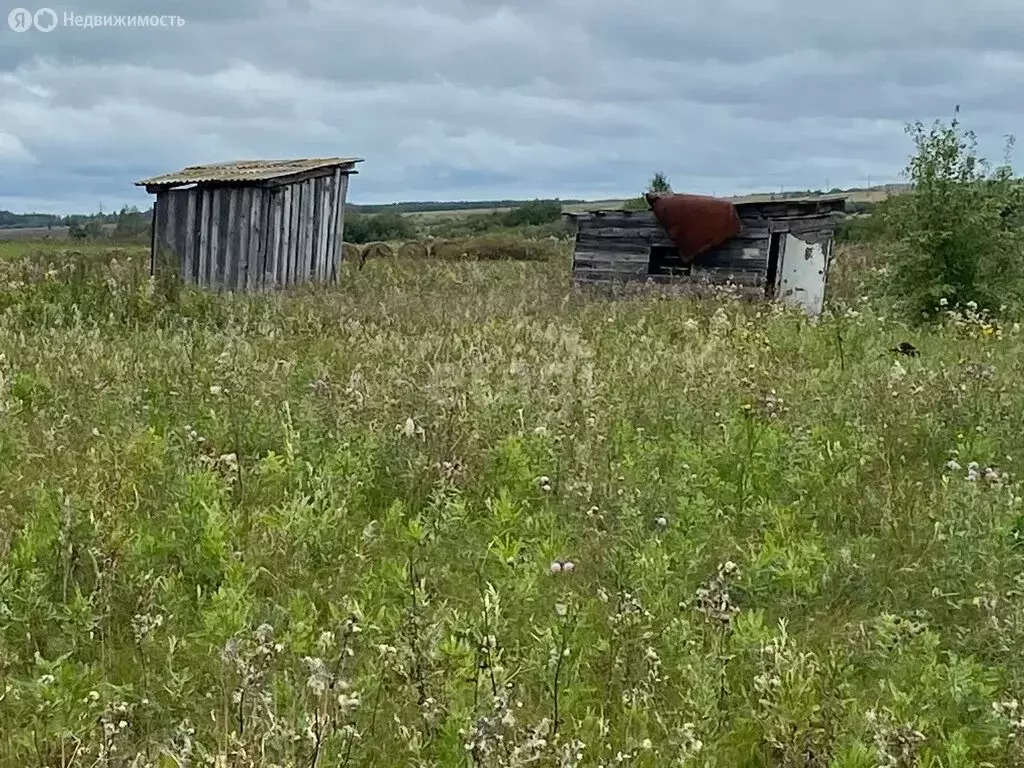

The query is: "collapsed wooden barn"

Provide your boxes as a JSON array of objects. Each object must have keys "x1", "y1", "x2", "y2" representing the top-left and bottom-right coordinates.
[
  {"x1": 136, "y1": 156, "x2": 363, "y2": 292},
  {"x1": 566, "y1": 193, "x2": 846, "y2": 316}
]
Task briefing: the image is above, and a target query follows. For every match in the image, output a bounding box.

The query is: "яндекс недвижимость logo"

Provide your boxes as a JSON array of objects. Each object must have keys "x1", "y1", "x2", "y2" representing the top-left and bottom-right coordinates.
[
  {"x1": 8, "y1": 7, "x2": 58, "y2": 31},
  {"x1": 8, "y1": 8, "x2": 184, "y2": 31}
]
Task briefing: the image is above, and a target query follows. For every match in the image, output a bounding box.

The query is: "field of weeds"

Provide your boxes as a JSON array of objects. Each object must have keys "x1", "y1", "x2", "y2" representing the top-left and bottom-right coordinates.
[{"x1": 3, "y1": 238, "x2": 1024, "y2": 767}]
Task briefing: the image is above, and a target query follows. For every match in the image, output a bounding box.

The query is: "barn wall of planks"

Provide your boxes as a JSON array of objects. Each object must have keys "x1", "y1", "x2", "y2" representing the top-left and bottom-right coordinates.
[
  {"x1": 567, "y1": 196, "x2": 845, "y2": 290},
  {"x1": 140, "y1": 157, "x2": 360, "y2": 292}
]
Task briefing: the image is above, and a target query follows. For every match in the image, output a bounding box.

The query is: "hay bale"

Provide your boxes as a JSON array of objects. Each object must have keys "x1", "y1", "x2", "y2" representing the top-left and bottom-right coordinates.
[
  {"x1": 360, "y1": 241, "x2": 394, "y2": 264},
  {"x1": 431, "y1": 239, "x2": 469, "y2": 261},
  {"x1": 341, "y1": 242, "x2": 362, "y2": 264},
  {"x1": 397, "y1": 241, "x2": 430, "y2": 260}
]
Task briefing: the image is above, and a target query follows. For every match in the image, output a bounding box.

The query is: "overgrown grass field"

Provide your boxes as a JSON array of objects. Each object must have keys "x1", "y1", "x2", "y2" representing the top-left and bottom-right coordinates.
[{"x1": 2, "y1": 235, "x2": 1024, "y2": 768}]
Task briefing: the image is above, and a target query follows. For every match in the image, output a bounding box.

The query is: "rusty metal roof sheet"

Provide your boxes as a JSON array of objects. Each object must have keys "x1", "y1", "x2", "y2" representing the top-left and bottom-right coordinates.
[
  {"x1": 136, "y1": 157, "x2": 363, "y2": 189},
  {"x1": 646, "y1": 192, "x2": 742, "y2": 263}
]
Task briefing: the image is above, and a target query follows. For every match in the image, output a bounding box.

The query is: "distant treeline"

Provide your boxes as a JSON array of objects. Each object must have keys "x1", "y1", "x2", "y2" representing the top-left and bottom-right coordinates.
[
  {"x1": 347, "y1": 198, "x2": 585, "y2": 215},
  {"x1": 344, "y1": 199, "x2": 568, "y2": 243},
  {"x1": 0, "y1": 207, "x2": 153, "y2": 230}
]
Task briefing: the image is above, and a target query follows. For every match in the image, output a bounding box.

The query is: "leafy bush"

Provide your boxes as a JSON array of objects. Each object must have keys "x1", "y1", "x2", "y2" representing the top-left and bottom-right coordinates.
[
  {"x1": 502, "y1": 199, "x2": 563, "y2": 227},
  {"x1": 835, "y1": 213, "x2": 887, "y2": 244},
  {"x1": 882, "y1": 109, "x2": 1024, "y2": 321},
  {"x1": 344, "y1": 208, "x2": 415, "y2": 244}
]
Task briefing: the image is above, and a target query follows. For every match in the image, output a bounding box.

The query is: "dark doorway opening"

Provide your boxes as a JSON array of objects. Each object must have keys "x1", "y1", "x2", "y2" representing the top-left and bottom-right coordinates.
[
  {"x1": 647, "y1": 244, "x2": 692, "y2": 277},
  {"x1": 765, "y1": 233, "x2": 783, "y2": 297}
]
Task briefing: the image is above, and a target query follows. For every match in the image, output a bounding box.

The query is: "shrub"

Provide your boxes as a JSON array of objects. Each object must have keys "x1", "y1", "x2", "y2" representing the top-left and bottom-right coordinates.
[
  {"x1": 622, "y1": 196, "x2": 649, "y2": 212},
  {"x1": 835, "y1": 213, "x2": 887, "y2": 244},
  {"x1": 344, "y1": 209, "x2": 415, "y2": 244},
  {"x1": 882, "y1": 108, "x2": 1024, "y2": 321},
  {"x1": 502, "y1": 199, "x2": 563, "y2": 227}
]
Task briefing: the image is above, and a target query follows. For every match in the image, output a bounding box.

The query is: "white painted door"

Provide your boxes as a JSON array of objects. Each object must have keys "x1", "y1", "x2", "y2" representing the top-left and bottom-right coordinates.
[{"x1": 777, "y1": 234, "x2": 827, "y2": 316}]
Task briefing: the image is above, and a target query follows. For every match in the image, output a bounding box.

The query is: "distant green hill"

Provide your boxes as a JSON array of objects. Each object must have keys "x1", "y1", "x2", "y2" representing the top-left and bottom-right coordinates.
[{"x1": 346, "y1": 199, "x2": 587, "y2": 215}]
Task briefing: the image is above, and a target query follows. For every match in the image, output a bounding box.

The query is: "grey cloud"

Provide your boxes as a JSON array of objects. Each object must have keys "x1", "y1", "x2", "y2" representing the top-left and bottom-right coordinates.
[{"x1": 0, "y1": 0, "x2": 1022, "y2": 213}]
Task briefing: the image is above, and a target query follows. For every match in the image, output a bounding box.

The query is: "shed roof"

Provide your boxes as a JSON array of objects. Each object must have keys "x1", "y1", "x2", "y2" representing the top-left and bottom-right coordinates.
[
  {"x1": 564, "y1": 192, "x2": 847, "y2": 218},
  {"x1": 136, "y1": 157, "x2": 363, "y2": 190}
]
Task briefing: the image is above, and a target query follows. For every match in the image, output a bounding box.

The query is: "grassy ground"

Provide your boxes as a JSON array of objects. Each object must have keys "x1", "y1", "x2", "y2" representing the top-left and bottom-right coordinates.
[{"x1": 1, "y1": 239, "x2": 1023, "y2": 767}]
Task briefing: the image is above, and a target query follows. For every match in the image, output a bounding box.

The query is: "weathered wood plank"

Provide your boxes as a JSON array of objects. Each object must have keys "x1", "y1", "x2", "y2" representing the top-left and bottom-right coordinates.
[
  {"x1": 333, "y1": 173, "x2": 349, "y2": 282},
  {"x1": 573, "y1": 243, "x2": 766, "y2": 270},
  {"x1": 577, "y1": 224, "x2": 770, "y2": 240},
  {"x1": 282, "y1": 185, "x2": 294, "y2": 287},
  {"x1": 294, "y1": 181, "x2": 305, "y2": 285},
  {"x1": 197, "y1": 191, "x2": 210, "y2": 286},
  {"x1": 573, "y1": 238, "x2": 651, "y2": 256},
  {"x1": 149, "y1": 193, "x2": 160, "y2": 276},
  {"x1": 313, "y1": 177, "x2": 325, "y2": 282},
  {"x1": 573, "y1": 251, "x2": 650, "y2": 265},
  {"x1": 182, "y1": 190, "x2": 196, "y2": 284},
  {"x1": 209, "y1": 189, "x2": 222, "y2": 289},
  {"x1": 247, "y1": 190, "x2": 260, "y2": 292},
  {"x1": 321, "y1": 173, "x2": 333, "y2": 280},
  {"x1": 219, "y1": 190, "x2": 233, "y2": 292},
  {"x1": 231, "y1": 188, "x2": 246, "y2": 292},
  {"x1": 292, "y1": 182, "x2": 304, "y2": 285},
  {"x1": 269, "y1": 189, "x2": 283, "y2": 289},
  {"x1": 308, "y1": 178, "x2": 320, "y2": 282},
  {"x1": 288, "y1": 184, "x2": 300, "y2": 286},
  {"x1": 302, "y1": 179, "x2": 315, "y2": 283},
  {"x1": 323, "y1": 174, "x2": 334, "y2": 282},
  {"x1": 321, "y1": 172, "x2": 335, "y2": 283},
  {"x1": 165, "y1": 191, "x2": 179, "y2": 276},
  {"x1": 239, "y1": 188, "x2": 252, "y2": 292},
  {"x1": 574, "y1": 266, "x2": 764, "y2": 288},
  {"x1": 252, "y1": 191, "x2": 268, "y2": 292}
]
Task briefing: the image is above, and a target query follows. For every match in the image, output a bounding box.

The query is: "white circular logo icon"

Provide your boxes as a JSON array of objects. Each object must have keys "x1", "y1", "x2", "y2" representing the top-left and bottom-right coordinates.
[
  {"x1": 8, "y1": 7, "x2": 33, "y2": 31},
  {"x1": 33, "y1": 7, "x2": 56, "y2": 31}
]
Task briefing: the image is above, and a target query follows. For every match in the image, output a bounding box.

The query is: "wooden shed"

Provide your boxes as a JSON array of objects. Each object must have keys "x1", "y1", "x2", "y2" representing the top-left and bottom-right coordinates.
[
  {"x1": 566, "y1": 194, "x2": 846, "y2": 316},
  {"x1": 136, "y1": 157, "x2": 363, "y2": 291}
]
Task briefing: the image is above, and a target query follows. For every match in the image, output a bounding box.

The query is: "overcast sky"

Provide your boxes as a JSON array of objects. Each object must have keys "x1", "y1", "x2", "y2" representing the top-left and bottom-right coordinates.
[{"x1": 0, "y1": 0, "x2": 1022, "y2": 214}]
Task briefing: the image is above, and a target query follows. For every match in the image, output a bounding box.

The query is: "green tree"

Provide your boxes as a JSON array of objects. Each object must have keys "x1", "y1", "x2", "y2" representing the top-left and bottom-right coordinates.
[
  {"x1": 622, "y1": 171, "x2": 674, "y2": 211},
  {"x1": 648, "y1": 172, "x2": 672, "y2": 194},
  {"x1": 881, "y1": 107, "x2": 1024, "y2": 321}
]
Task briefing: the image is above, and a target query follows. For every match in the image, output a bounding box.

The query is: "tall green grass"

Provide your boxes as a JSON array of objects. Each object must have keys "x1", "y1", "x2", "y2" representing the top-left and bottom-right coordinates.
[{"x1": 1, "y1": 242, "x2": 1024, "y2": 766}]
